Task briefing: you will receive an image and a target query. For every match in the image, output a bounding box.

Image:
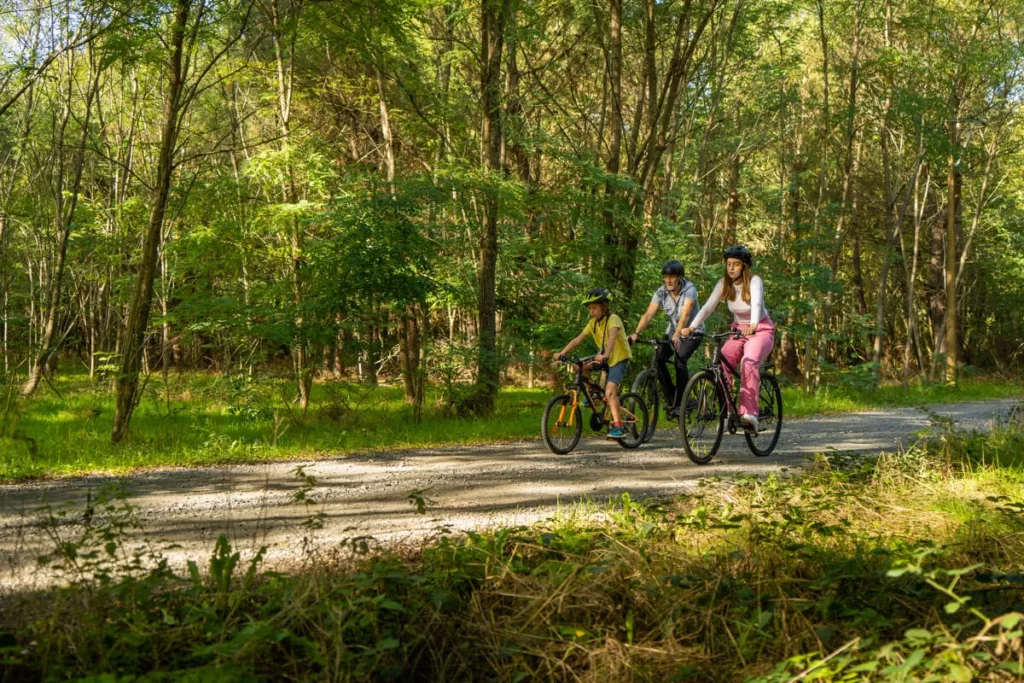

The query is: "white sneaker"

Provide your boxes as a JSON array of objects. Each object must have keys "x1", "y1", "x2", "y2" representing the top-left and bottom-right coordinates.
[{"x1": 740, "y1": 413, "x2": 759, "y2": 433}]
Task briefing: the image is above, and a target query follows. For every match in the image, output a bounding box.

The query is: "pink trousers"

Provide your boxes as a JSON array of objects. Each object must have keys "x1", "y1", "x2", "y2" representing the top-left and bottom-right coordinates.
[{"x1": 721, "y1": 318, "x2": 775, "y2": 416}]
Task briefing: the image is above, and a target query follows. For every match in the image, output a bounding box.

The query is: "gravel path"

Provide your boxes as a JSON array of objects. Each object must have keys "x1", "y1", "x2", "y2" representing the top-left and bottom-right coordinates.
[{"x1": 1, "y1": 398, "x2": 1018, "y2": 590}]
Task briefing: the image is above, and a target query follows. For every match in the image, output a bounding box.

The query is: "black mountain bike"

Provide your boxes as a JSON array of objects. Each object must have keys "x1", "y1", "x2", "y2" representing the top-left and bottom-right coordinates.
[
  {"x1": 542, "y1": 355, "x2": 649, "y2": 454},
  {"x1": 678, "y1": 331, "x2": 783, "y2": 464},
  {"x1": 631, "y1": 337, "x2": 699, "y2": 443}
]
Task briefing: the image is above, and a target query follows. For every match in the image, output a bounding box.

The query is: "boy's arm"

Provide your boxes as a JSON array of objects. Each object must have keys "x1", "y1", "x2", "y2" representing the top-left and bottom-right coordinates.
[{"x1": 555, "y1": 332, "x2": 588, "y2": 360}]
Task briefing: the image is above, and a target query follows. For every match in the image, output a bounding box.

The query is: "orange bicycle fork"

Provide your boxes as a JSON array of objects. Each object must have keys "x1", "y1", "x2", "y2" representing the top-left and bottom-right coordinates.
[{"x1": 558, "y1": 390, "x2": 579, "y2": 426}]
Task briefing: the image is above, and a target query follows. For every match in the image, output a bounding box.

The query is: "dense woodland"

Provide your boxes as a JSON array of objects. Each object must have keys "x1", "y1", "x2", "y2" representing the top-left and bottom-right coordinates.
[{"x1": 1, "y1": 0, "x2": 1022, "y2": 441}]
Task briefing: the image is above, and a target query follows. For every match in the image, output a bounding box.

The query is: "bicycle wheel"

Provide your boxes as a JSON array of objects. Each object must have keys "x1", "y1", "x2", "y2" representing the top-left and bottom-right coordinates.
[
  {"x1": 542, "y1": 394, "x2": 582, "y2": 454},
  {"x1": 745, "y1": 373, "x2": 783, "y2": 457},
  {"x1": 631, "y1": 369, "x2": 659, "y2": 442},
  {"x1": 680, "y1": 370, "x2": 725, "y2": 465},
  {"x1": 616, "y1": 391, "x2": 649, "y2": 450}
]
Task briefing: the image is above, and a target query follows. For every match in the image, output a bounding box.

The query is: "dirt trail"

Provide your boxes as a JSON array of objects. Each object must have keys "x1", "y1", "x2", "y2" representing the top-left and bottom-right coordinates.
[{"x1": 1, "y1": 398, "x2": 1017, "y2": 590}]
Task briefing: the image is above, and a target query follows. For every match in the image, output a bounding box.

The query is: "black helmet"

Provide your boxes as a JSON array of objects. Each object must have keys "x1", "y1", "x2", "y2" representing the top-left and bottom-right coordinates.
[
  {"x1": 723, "y1": 244, "x2": 752, "y2": 267},
  {"x1": 661, "y1": 259, "x2": 684, "y2": 277},
  {"x1": 582, "y1": 287, "x2": 611, "y2": 305}
]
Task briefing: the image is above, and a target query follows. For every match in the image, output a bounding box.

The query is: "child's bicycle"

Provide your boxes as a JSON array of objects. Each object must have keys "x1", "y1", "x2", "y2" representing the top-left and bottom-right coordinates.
[
  {"x1": 678, "y1": 330, "x2": 783, "y2": 464},
  {"x1": 542, "y1": 355, "x2": 649, "y2": 454}
]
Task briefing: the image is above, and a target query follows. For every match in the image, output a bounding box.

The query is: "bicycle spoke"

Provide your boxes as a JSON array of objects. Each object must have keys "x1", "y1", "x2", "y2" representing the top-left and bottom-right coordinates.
[{"x1": 681, "y1": 373, "x2": 724, "y2": 464}]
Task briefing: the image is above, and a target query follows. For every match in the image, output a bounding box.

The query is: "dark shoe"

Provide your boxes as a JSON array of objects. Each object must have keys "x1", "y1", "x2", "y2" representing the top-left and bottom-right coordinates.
[
  {"x1": 607, "y1": 425, "x2": 627, "y2": 439},
  {"x1": 666, "y1": 407, "x2": 680, "y2": 421}
]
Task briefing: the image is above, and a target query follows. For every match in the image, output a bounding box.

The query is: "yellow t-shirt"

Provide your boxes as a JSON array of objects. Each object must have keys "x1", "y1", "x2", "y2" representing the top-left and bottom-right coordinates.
[{"x1": 583, "y1": 313, "x2": 631, "y2": 367}]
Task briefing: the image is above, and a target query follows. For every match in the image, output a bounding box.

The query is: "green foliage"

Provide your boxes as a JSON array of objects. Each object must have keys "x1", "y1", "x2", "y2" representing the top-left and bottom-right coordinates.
[{"x1": 6, "y1": 415, "x2": 1024, "y2": 680}]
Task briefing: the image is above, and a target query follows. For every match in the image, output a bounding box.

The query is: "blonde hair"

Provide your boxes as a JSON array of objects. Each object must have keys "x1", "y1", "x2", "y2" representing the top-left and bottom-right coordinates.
[{"x1": 722, "y1": 263, "x2": 752, "y2": 304}]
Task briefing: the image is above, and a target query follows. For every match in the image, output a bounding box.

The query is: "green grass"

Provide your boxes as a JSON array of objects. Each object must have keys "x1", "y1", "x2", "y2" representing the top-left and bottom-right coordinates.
[
  {"x1": 782, "y1": 376, "x2": 1022, "y2": 418},
  {"x1": 5, "y1": 416, "x2": 1024, "y2": 681},
  {"x1": 0, "y1": 370, "x2": 1019, "y2": 481}
]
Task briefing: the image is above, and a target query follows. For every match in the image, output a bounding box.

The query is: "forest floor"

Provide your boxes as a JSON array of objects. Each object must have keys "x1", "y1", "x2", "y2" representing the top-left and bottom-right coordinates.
[{"x1": 1, "y1": 397, "x2": 1018, "y2": 592}]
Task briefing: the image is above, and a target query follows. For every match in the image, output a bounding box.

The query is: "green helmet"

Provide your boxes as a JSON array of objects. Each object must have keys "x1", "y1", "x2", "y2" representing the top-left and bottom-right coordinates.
[{"x1": 582, "y1": 287, "x2": 611, "y2": 305}]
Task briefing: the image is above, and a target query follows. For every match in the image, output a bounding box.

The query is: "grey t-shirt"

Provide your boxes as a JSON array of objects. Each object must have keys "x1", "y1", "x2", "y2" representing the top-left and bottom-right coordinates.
[{"x1": 652, "y1": 281, "x2": 703, "y2": 335}]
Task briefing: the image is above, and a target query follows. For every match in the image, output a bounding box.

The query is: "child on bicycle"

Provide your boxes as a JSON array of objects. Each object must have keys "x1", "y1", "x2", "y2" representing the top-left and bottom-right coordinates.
[
  {"x1": 553, "y1": 288, "x2": 632, "y2": 439},
  {"x1": 679, "y1": 245, "x2": 774, "y2": 433}
]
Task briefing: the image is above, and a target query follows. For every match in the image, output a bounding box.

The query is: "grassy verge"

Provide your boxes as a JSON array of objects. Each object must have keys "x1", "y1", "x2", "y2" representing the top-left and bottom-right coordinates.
[
  {"x1": 3, "y1": 410, "x2": 1024, "y2": 681},
  {"x1": 0, "y1": 370, "x2": 1020, "y2": 481}
]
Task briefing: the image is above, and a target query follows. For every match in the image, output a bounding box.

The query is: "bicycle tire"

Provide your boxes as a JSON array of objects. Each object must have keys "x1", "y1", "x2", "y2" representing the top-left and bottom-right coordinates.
[
  {"x1": 745, "y1": 373, "x2": 783, "y2": 457},
  {"x1": 680, "y1": 370, "x2": 725, "y2": 465},
  {"x1": 615, "y1": 391, "x2": 649, "y2": 450},
  {"x1": 542, "y1": 394, "x2": 582, "y2": 455},
  {"x1": 631, "y1": 369, "x2": 660, "y2": 442}
]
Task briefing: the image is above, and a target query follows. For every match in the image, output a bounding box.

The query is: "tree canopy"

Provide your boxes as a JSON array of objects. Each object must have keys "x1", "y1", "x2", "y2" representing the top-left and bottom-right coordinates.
[{"x1": 0, "y1": 0, "x2": 1022, "y2": 438}]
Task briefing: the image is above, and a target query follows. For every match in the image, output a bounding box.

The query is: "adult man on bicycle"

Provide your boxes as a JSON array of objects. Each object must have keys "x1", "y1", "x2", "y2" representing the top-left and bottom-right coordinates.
[{"x1": 628, "y1": 260, "x2": 704, "y2": 421}]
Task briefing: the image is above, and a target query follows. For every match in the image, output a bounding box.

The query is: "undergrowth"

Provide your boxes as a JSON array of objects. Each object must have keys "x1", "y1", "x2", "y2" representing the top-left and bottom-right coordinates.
[{"x1": 3, "y1": 407, "x2": 1024, "y2": 680}]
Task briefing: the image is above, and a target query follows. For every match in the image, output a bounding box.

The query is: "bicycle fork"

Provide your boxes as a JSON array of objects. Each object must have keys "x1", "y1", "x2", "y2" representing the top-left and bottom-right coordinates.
[{"x1": 557, "y1": 389, "x2": 580, "y2": 427}]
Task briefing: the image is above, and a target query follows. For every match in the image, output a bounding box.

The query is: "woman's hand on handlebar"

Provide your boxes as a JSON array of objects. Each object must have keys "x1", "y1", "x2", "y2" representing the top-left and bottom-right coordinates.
[
  {"x1": 678, "y1": 327, "x2": 693, "y2": 339},
  {"x1": 739, "y1": 324, "x2": 756, "y2": 337},
  {"x1": 552, "y1": 352, "x2": 564, "y2": 363},
  {"x1": 628, "y1": 333, "x2": 638, "y2": 345}
]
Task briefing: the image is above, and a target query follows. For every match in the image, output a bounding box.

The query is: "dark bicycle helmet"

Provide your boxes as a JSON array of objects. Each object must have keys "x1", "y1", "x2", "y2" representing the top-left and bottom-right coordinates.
[
  {"x1": 661, "y1": 259, "x2": 684, "y2": 277},
  {"x1": 582, "y1": 287, "x2": 611, "y2": 305},
  {"x1": 723, "y1": 244, "x2": 753, "y2": 266}
]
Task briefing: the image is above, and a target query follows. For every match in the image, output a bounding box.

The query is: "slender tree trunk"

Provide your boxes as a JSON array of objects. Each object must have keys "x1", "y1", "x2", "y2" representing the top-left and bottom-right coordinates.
[
  {"x1": 900, "y1": 166, "x2": 929, "y2": 385},
  {"x1": 944, "y1": 114, "x2": 960, "y2": 384},
  {"x1": 806, "y1": 0, "x2": 831, "y2": 388},
  {"x1": 23, "y1": 45, "x2": 101, "y2": 396},
  {"x1": 725, "y1": 104, "x2": 741, "y2": 242},
  {"x1": 400, "y1": 303, "x2": 425, "y2": 421},
  {"x1": 376, "y1": 66, "x2": 396, "y2": 197},
  {"x1": 600, "y1": 0, "x2": 624, "y2": 289},
  {"x1": 112, "y1": 0, "x2": 190, "y2": 443},
  {"x1": 473, "y1": 0, "x2": 512, "y2": 412},
  {"x1": 0, "y1": 216, "x2": 6, "y2": 378}
]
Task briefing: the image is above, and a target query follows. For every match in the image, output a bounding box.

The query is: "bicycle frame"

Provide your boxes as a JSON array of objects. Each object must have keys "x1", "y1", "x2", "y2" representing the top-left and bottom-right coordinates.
[
  {"x1": 555, "y1": 360, "x2": 608, "y2": 427},
  {"x1": 698, "y1": 332, "x2": 779, "y2": 431},
  {"x1": 703, "y1": 334, "x2": 746, "y2": 429},
  {"x1": 636, "y1": 338, "x2": 674, "y2": 397}
]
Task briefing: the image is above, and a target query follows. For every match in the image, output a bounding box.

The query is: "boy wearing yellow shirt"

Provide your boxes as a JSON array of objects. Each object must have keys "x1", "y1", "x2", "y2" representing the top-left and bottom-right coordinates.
[{"x1": 553, "y1": 288, "x2": 632, "y2": 439}]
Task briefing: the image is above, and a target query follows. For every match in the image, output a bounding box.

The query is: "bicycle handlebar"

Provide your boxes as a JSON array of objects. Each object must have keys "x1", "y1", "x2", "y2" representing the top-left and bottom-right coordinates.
[
  {"x1": 556, "y1": 354, "x2": 606, "y2": 369},
  {"x1": 630, "y1": 338, "x2": 672, "y2": 347},
  {"x1": 630, "y1": 334, "x2": 706, "y2": 346}
]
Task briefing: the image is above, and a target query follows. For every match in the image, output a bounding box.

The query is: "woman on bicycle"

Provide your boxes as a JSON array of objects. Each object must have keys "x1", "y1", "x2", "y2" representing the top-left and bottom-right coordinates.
[
  {"x1": 628, "y1": 260, "x2": 704, "y2": 421},
  {"x1": 553, "y1": 288, "x2": 632, "y2": 439},
  {"x1": 679, "y1": 245, "x2": 774, "y2": 433}
]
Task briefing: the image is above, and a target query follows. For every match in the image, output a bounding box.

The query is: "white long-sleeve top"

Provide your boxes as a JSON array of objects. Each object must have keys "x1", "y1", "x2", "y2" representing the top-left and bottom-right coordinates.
[{"x1": 689, "y1": 275, "x2": 766, "y2": 328}]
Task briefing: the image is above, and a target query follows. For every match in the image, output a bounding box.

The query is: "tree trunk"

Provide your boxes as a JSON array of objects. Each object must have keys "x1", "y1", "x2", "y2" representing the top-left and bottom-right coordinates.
[
  {"x1": 376, "y1": 66, "x2": 396, "y2": 196},
  {"x1": 473, "y1": 0, "x2": 512, "y2": 413},
  {"x1": 22, "y1": 45, "x2": 101, "y2": 396},
  {"x1": 400, "y1": 303, "x2": 425, "y2": 422},
  {"x1": 600, "y1": 0, "x2": 624, "y2": 291},
  {"x1": 112, "y1": 0, "x2": 190, "y2": 443},
  {"x1": 943, "y1": 115, "x2": 960, "y2": 384}
]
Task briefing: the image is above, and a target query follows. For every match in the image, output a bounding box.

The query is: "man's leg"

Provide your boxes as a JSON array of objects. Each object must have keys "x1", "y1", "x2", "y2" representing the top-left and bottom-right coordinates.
[
  {"x1": 673, "y1": 336, "x2": 702, "y2": 410},
  {"x1": 654, "y1": 335, "x2": 675, "y2": 409}
]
